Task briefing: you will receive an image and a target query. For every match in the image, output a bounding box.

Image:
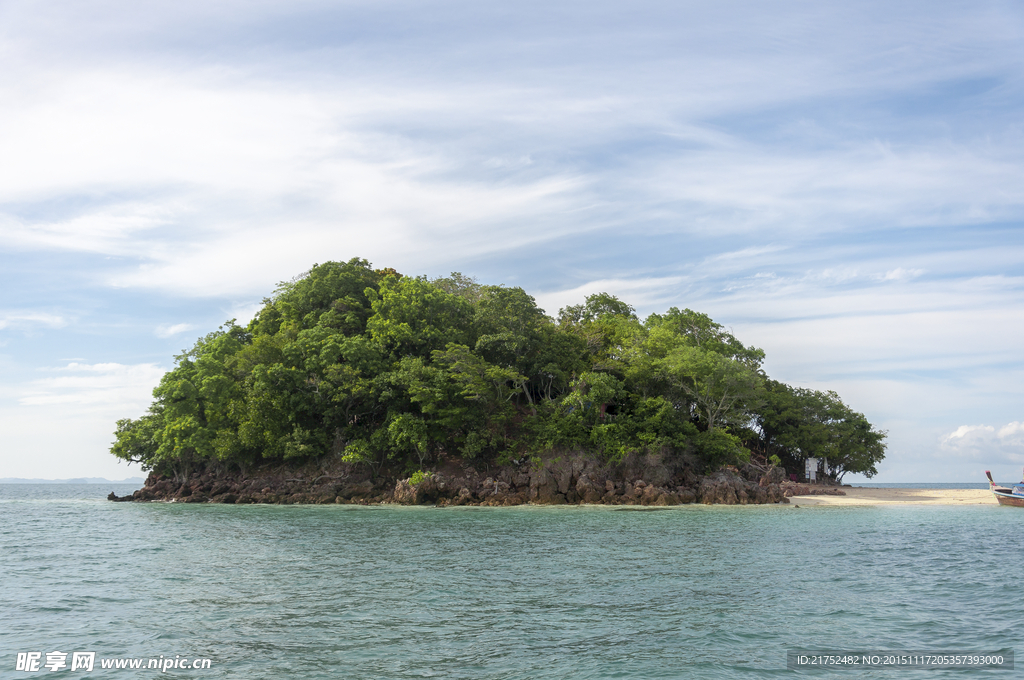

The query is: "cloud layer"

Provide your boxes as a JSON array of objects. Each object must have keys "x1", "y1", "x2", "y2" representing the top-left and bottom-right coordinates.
[
  {"x1": 18, "y1": 362, "x2": 165, "y2": 409},
  {"x1": 1, "y1": 0, "x2": 1023, "y2": 479},
  {"x1": 942, "y1": 422, "x2": 1024, "y2": 466}
]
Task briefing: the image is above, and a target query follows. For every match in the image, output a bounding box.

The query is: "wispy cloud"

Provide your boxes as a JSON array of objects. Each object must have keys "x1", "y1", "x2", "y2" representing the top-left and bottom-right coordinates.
[
  {"x1": 0, "y1": 312, "x2": 67, "y2": 331},
  {"x1": 534, "y1": 276, "x2": 687, "y2": 317},
  {"x1": 225, "y1": 301, "x2": 264, "y2": 326},
  {"x1": 0, "y1": 361, "x2": 167, "y2": 478},
  {"x1": 879, "y1": 268, "x2": 926, "y2": 282},
  {"x1": 19, "y1": 362, "x2": 165, "y2": 410},
  {"x1": 1, "y1": 203, "x2": 175, "y2": 255},
  {"x1": 941, "y1": 421, "x2": 1024, "y2": 465},
  {"x1": 1, "y1": 3, "x2": 1022, "y2": 301},
  {"x1": 154, "y1": 323, "x2": 195, "y2": 338},
  {"x1": 2, "y1": 0, "x2": 1024, "y2": 480}
]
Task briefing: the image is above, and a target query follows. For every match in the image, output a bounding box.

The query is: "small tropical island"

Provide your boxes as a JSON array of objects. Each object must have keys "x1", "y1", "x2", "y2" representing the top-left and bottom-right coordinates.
[{"x1": 109, "y1": 258, "x2": 885, "y2": 506}]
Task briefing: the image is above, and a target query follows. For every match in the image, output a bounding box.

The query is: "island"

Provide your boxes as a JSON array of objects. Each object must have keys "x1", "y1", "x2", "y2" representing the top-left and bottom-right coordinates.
[{"x1": 108, "y1": 258, "x2": 885, "y2": 506}]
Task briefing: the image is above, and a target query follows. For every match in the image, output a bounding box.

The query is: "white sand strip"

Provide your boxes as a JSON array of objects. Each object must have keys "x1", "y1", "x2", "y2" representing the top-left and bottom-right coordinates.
[{"x1": 789, "y1": 488, "x2": 995, "y2": 506}]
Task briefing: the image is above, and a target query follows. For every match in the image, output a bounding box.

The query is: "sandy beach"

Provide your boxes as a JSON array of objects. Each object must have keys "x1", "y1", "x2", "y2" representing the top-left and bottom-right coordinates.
[{"x1": 790, "y1": 487, "x2": 995, "y2": 506}]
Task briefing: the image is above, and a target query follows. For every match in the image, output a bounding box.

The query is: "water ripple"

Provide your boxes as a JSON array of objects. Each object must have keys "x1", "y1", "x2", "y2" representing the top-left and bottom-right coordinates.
[{"x1": 0, "y1": 486, "x2": 1021, "y2": 679}]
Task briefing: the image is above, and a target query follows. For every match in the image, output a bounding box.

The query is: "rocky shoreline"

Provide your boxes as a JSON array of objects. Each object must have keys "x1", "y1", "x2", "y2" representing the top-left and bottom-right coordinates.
[{"x1": 105, "y1": 451, "x2": 840, "y2": 506}]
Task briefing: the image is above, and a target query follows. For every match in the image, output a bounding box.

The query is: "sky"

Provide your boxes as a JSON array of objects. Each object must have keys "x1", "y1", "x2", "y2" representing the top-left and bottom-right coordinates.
[{"x1": 1, "y1": 0, "x2": 1023, "y2": 482}]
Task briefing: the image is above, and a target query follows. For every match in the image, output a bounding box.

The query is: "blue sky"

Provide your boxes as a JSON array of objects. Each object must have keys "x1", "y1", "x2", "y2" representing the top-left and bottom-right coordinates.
[{"x1": 2, "y1": 0, "x2": 1023, "y2": 481}]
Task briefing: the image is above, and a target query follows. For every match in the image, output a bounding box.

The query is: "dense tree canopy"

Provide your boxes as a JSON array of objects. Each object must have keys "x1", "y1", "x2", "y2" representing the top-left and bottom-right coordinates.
[
  {"x1": 112, "y1": 258, "x2": 885, "y2": 481},
  {"x1": 751, "y1": 380, "x2": 886, "y2": 482}
]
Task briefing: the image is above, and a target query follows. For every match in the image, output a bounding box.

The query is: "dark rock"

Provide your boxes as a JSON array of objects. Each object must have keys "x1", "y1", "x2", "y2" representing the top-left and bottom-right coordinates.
[
  {"x1": 110, "y1": 448, "x2": 789, "y2": 507},
  {"x1": 699, "y1": 471, "x2": 743, "y2": 504},
  {"x1": 341, "y1": 480, "x2": 374, "y2": 498},
  {"x1": 391, "y1": 473, "x2": 454, "y2": 505},
  {"x1": 575, "y1": 473, "x2": 601, "y2": 503},
  {"x1": 640, "y1": 485, "x2": 661, "y2": 505},
  {"x1": 529, "y1": 467, "x2": 561, "y2": 504},
  {"x1": 782, "y1": 483, "x2": 847, "y2": 497}
]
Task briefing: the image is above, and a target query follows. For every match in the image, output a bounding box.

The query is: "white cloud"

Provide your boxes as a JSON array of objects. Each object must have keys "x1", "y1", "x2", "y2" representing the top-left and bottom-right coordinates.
[
  {"x1": 0, "y1": 4, "x2": 1022, "y2": 302},
  {"x1": 940, "y1": 421, "x2": 1024, "y2": 465},
  {"x1": 154, "y1": 323, "x2": 195, "y2": 338},
  {"x1": 534, "y1": 276, "x2": 687, "y2": 317},
  {"x1": 1, "y1": 0, "x2": 1024, "y2": 482},
  {"x1": 1, "y1": 203, "x2": 175, "y2": 255},
  {"x1": 225, "y1": 301, "x2": 264, "y2": 327},
  {"x1": 880, "y1": 267, "x2": 926, "y2": 282},
  {"x1": 946, "y1": 424, "x2": 995, "y2": 440},
  {"x1": 19, "y1": 362, "x2": 165, "y2": 410},
  {"x1": 1, "y1": 361, "x2": 169, "y2": 478},
  {"x1": 636, "y1": 143, "x2": 1024, "y2": 238},
  {"x1": 997, "y1": 422, "x2": 1024, "y2": 440},
  {"x1": 0, "y1": 312, "x2": 67, "y2": 331},
  {"x1": 0, "y1": 408, "x2": 145, "y2": 479}
]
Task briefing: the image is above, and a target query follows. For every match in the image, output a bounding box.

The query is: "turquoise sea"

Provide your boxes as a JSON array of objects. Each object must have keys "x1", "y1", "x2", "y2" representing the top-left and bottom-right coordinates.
[{"x1": 2, "y1": 484, "x2": 1020, "y2": 679}]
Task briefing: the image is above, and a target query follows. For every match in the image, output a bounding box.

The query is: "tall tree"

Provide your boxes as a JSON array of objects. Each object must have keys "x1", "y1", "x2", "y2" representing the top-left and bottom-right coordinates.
[{"x1": 754, "y1": 380, "x2": 886, "y2": 481}]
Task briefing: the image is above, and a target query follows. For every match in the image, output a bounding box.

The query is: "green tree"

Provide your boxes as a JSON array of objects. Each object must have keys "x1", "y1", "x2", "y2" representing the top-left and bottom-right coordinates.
[
  {"x1": 366, "y1": 276, "x2": 475, "y2": 357},
  {"x1": 109, "y1": 259, "x2": 885, "y2": 482},
  {"x1": 624, "y1": 321, "x2": 763, "y2": 432},
  {"x1": 648, "y1": 307, "x2": 764, "y2": 368},
  {"x1": 110, "y1": 413, "x2": 161, "y2": 469},
  {"x1": 558, "y1": 292, "x2": 641, "y2": 373},
  {"x1": 430, "y1": 271, "x2": 485, "y2": 303},
  {"x1": 754, "y1": 380, "x2": 886, "y2": 481},
  {"x1": 249, "y1": 258, "x2": 381, "y2": 338}
]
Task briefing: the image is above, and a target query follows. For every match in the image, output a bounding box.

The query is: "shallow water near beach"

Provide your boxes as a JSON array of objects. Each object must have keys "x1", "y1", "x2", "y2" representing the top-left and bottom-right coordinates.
[{"x1": 2, "y1": 484, "x2": 1021, "y2": 678}]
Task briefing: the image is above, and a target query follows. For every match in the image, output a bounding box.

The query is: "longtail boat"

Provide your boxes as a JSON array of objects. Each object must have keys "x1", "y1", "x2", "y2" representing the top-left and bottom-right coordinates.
[{"x1": 985, "y1": 471, "x2": 1024, "y2": 507}]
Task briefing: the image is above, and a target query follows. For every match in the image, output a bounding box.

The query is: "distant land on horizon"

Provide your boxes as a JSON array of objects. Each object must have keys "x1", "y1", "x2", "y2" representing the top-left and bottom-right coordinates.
[{"x1": 0, "y1": 477, "x2": 146, "y2": 484}]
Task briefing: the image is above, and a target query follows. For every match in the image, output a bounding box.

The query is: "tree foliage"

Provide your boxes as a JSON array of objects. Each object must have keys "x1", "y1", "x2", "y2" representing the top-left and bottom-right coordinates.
[
  {"x1": 111, "y1": 258, "x2": 885, "y2": 479},
  {"x1": 751, "y1": 380, "x2": 887, "y2": 481}
]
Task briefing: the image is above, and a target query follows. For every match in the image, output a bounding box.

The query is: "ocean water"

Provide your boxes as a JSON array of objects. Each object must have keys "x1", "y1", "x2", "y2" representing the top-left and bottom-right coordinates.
[{"x1": 1, "y1": 484, "x2": 1020, "y2": 679}]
